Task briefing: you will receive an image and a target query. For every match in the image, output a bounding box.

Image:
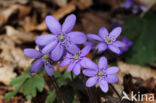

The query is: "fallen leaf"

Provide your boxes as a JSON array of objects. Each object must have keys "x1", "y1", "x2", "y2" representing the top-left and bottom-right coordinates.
[
  {"x1": 0, "y1": 4, "x2": 31, "y2": 27},
  {"x1": 0, "y1": 64, "x2": 16, "y2": 85},
  {"x1": 117, "y1": 61, "x2": 156, "y2": 84},
  {"x1": 30, "y1": 1, "x2": 76, "y2": 31},
  {"x1": 76, "y1": 0, "x2": 93, "y2": 10},
  {"x1": 53, "y1": 0, "x2": 68, "y2": 7}
]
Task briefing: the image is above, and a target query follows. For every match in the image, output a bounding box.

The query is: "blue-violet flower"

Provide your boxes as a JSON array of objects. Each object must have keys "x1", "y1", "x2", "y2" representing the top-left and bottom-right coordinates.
[
  {"x1": 36, "y1": 14, "x2": 86, "y2": 61},
  {"x1": 119, "y1": 36, "x2": 133, "y2": 54},
  {"x1": 123, "y1": 0, "x2": 147, "y2": 13},
  {"x1": 60, "y1": 44, "x2": 92, "y2": 75},
  {"x1": 82, "y1": 56, "x2": 119, "y2": 93},
  {"x1": 87, "y1": 27, "x2": 125, "y2": 54},
  {"x1": 24, "y1": 48, "x2": 54, "y2": 76}
]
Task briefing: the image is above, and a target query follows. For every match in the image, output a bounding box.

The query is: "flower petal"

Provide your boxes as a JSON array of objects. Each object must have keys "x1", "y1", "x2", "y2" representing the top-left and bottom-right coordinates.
[
  {"x1": 60, "y1": 58, "x2": 71, "y2": 67},
  {"x1": 83, "y1": 69, "x2": 97, "y2": 77},
  {"x1": 109, "y1": 27, "x2": 122, "y2": 39},
  {"x1": 51, "y1": 44, "x2": 64, "y2": 61},
  {"x1": 29, "y1": 58, "x2": 43, "y2": 73},
  {"x1": 113, "y1": 41, "x2": 126, "y2": 47},
  {"x1": 105, "y1": 75, "x2": 119, "y2": 84},
  {"x1": 80, "y1": 43, "x2": 92, "y2": 56},
  {"x1": 67, "y1": 62, "x2": 76, "y2": 72},
  {"x1": 68, "y1": 31, "x2": 86, "y2": 44},
  {"x1": 42, "y1": 40, "x2": 57, "y2": 54},
  {"x1": 80, "y1": 57, "x2": 98, "y2": 70},
  {"x1": 35, "y1": 34, "x2": 56, "y2": 46},
  {"x1": 98, "y1": 27, "x2": 109, "y2": 39},
  {"x1": 86, "y1": 76, "x2": 98, "y2": 87},
  {"x1": 44, "y1": 62, "x2": 54, "y2": 76},
  {"x1": 99, "y1": 79, "x2": 109, "y2": 93},
  {"x1": 106, "y1": 66, "x2": 119, "y2": 74},
  {"x1": 62, "y1": 14, "x2": 76, "y2": 33},
  {"x1": 108, "y1": 45, "x2": 120, "y2": 54},
  {"x1": 123, "y1": 0, "x2": 133, "y2": 9},
  {"x1": 98, "y1": 56, "x2": 107, "y2": 69},
  {"x1": 24, "y1": 49, "x2": 42, "y2": 59},
  {"x1": 128, "y1": 41, "x2": 133, "y2": 47},
  {"x1": 140, "y1": 5, "x2": 147, "y2": 11},
  {"x1": 65, "y1": 41, "x2": 80, "y2": 54},
  {"x1": 87, "y1": 34, "x2": 103, "y2": 41},
  {"x1": 97, "y1": 42, "x2": 107, "y2": 53},
  {"x1": 45, "y1": 16, "x2": 61, "y2": 35},
  {"x1": 73, "y1": 63, "x2": 81, "y2": 75}
]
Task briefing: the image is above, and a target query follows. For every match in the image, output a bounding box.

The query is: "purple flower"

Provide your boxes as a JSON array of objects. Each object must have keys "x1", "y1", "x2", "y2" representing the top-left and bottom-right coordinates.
[
  {"x1": 87, "y1": 27, "x2": 125, "y2": 54},
  {"x1": 119, "y1": 36, "x2": 133, "y2": 54},
  {"x1": 60, "y1": 44, "x2": 92, "y2": 75},
  {"x1": 82, "y1": 56, "x2": 119, "y2": 93},
  {"x1": 36, "y1": 14, "x2": 86, "y2": 61},
  {"x1": 123, "y1": 0, "x2": 147, "y2": 13},
  {"x1": 24, "y1": 48, "x2": 54, "y2": 76}
]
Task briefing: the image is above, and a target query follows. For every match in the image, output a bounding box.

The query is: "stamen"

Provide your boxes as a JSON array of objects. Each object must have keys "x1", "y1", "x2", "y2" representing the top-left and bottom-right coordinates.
[
  {"x1": 105, "y1": 38, "x2": 110, "y2": 43},
  {"x1": 98, "y1": 72, "x2": 103, "y2": 76},
  {"x1": 73, "y1": 54, "x2": 79, "y2": 59},
  {"x1": 43, "y1": 55, "x2": 49, "y2": 59},
  {"x1": 59, "y1": 35, "x2": 64, "y2": 40}
]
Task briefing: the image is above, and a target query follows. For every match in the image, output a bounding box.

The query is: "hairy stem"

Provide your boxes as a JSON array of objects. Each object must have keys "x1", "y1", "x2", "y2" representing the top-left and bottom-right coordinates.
[
  {"x1": 48, "y1": 76, "x2": 62, "y2": 103},
  {"x1": 81, "y1": 74, "x2": 96, "y2": 103},
  {"x1": 70, "y1": 72, "x2": 81, "y2": 103}
]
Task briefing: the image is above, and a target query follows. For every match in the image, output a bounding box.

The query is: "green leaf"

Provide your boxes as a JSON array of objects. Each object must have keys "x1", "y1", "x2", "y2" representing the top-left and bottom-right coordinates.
[
  {"x1": 23, "y1": 75, "x2": 44, "y2": 100},
  {"x1": 123, "y1": 13, "x2": 156, "y2": 65},
  {"x1": 45, "y1": 91, "x2": 56, "y2": 103},
  {"x1": 4, "y1": 73, "x2": 31, "y2": 99}
]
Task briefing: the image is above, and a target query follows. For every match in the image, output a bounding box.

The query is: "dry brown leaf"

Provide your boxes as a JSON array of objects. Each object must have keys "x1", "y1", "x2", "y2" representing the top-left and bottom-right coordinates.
[
  {"x1": 136, "y1": 0, "x2": 156, "y2": 9},
  {"x1": 0, "y1": 35, "x2": 31, "y2": 69},
  {"x1": 76, "y1": 0, "x2": 93, "y2": 10},
  {"x1": 0, "y1": 64, "x2": 16, "y2": 85},
  {"x1": 117, "y1": 61, "x2": 156, "y2": 84},
  {"x1": 53, "y1": 0, "x2": 68, "y2": 7},
  {"x1": 5, "y1": 26, "x2": 36, "y2": 44},
  {"x1": 30, "y1": 1, "x2": 76, "y2": 31},
  {"x1": 81, "y1": 12, "x2": 109, "y2": 33},
  {"x1": 0, "y1": 4, "x2": 31, "y2": 27}
]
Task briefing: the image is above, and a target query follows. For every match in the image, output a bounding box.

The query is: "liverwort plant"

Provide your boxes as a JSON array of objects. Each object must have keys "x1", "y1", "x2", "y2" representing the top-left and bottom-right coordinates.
[
  {"x1": 8, "y1": 13, "x2": 133, "y2": 102},
  {"x1": 24, "y1": 48, "x2": 54, "y2": 76},
  {"x1": 82, "y1": 56, "x2": 119, "y2": 92},
  {"x1": 36, "y1": 14, "x2": 86, "y2": 61},
  {"x1": 60, "y1": 44, "x2": 92, "y2": 75},
  {"x1": 88, "y1": 27, "x2": 125, "y2": 54}
]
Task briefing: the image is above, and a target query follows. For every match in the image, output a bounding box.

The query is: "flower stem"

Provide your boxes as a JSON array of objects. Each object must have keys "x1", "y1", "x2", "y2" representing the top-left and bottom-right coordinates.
[
  {"x1": 81, "y1": 74, "x2": 96, "y2": 103},
  {"x1": 48, "y1": 76, "x2": 67, "y2": 103},
  {"x1": 110, "y1": 84, "x2": 121, "y2": 99},
  {"x1": 52, "y1": 76, "x2": 67, "y2": 103},
  {"x1": 47, "y1": 76, "x2": 62, "y2": 103},
  {"x1": 70, "y1": 72, "x2": 81, "y2": 103}
]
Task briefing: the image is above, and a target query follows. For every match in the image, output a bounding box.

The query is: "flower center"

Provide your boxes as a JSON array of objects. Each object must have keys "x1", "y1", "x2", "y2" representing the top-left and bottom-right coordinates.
[
  {"x1": 98, "y1": 72, "x2": 103, "y2": 76},
  {"x1": 59, "y1": 35, "x2": 64, "y2": 40},
  {"x1": 73, "y1": 54, "x2": 79, "y2": 59},
  {"x1": 105, "y1": 37, "x2": 111, "y2": 43},
  {"x1": 43, "y1": 55, "x2": 49, "y2": 60}
]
